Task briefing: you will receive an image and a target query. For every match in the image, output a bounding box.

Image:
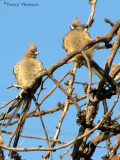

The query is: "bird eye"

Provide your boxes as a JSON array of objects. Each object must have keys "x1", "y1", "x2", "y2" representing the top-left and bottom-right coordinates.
[{"x1": 31, "y1": 50, "x2": 34, "y2": 53}]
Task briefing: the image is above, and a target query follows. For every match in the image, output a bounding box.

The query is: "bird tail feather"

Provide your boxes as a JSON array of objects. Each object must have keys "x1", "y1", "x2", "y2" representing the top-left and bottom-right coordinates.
[
  {"x1": 13, "y1": 95, "x2": 32, "y2": 147},
  {"x1": 84, "y1": 58, "x2": 117, "y2": 88},
  {"x1": 5, "y1": 99, "x2": 23, "y2": 128}
]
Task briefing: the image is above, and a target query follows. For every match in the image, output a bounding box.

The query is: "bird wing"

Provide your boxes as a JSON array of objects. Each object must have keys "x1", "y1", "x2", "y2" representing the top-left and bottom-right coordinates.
[
  {"x1": 36, "y1": 59, "x2": 44, "y2": 73},
  {"x1": 63, "y1": 30, "x2": 94, "y2": 64},
  {"x1": 13, "y1": 62, "x2": 21, "y2": 85}
]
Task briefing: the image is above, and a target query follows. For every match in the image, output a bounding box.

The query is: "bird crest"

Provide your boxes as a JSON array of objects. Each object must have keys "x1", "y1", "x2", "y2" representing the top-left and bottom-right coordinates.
[
  {"x1": 28, "y1": 43, "x2": 36, "y2": 49},
  {"x1": 71, "y1": 17, "x2": 83, "y2": 30}
]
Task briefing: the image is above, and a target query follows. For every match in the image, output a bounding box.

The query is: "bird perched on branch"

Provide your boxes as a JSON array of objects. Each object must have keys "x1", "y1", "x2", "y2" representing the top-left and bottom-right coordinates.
[
  {"x1": 6, "y1": 43, "x2": 43, "y2": 148},
  {"x1": 62, "y1": 17, "x2": 117, "y2": 88}
]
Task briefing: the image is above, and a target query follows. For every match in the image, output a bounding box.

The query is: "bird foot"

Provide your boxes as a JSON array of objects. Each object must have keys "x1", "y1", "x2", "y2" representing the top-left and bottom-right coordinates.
[
  {"x1": 41, "y1": 68, "x2": 47, "y2": 72},
  {"x1": 66, "y1": 60, "x2": 73, "y2": 64},
  {"x1": 96, "y1": 35, "x2": 101, "y2": 38}
]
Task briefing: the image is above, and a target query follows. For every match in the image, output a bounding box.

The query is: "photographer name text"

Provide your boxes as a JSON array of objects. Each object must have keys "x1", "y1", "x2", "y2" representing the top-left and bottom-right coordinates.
[{"x1": 4, "y1": 1, "x2": 39, "y2": 7}]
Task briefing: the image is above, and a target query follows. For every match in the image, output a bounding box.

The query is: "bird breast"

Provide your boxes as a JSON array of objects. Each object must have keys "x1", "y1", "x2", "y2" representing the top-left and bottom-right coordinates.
[
  {"x1": 15, "y1": 58, "x2": 42, "y2": 87},
  {"x1": 63, "y1": 29, "x2": 94, "y2": 63}
]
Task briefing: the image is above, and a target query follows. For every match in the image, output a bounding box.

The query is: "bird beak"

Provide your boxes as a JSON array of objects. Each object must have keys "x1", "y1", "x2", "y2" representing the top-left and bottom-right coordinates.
[
  {"x1": 70, "y1": 25, "x2": 74, "y2": 30},
  {"x1": 35, "y1": 52, "x2": 39, "y2": 55}
]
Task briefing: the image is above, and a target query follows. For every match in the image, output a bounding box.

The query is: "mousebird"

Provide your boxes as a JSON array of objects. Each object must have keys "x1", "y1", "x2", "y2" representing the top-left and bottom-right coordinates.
[
  {"x1": 6, "y1": 43, "x2": 43, "y2": 148},
  {"x1": 62, "y1": 18, "x2": 117, "y2": 88}
]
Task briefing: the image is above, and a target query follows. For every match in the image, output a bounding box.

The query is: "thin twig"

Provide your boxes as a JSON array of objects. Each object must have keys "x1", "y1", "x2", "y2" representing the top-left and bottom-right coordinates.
[
  {"x1": 48, "y1": 74, "x2": 80, "y2": 112},
  {"x1": 104, "y1": 18, "x2": 114, "y2": 27},
  {"x1": 27, "y1": 71, "x2": 70, "y2": 116},
  {"x1": 85, "y1": 0, "x2": 97, "y2": 31},
  {"x1": 37, "y1": 76, "x2": 48, "y2": 100},
  {"x1": 0, "y1": 98, "x2": 15, "y2": 109},
  {"x1": 1, "y1": 94, "x2": 119, "y2": 152},
  {"x1": 109, "y1": 135, "x2": 120, "y2": 159},
  {"x1": 82, "y1": 51, "x2": 92, "y2": 111},
  {"x1": 1, "y1": 130, "x2": 65, "y2": 144},
  {"x1": 104, "y1": 28, "x2": 120, "y2": 74},
  {"x1": 6, "y1": 84, "x2": 22, "y2": 89},
  {"x1": 43, "y1": 63, "x2": 78, "y2": 159},
  {"x1": 60, "y1": 143, "x2": 74, "y2": 160},
  {"x1": 33, "y1": 96, "x2": 53, "y2": 160}
]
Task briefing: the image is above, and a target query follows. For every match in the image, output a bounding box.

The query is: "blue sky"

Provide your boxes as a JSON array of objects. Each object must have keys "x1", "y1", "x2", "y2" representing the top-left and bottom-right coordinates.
[{"x1": 0, "y1": 0, "x2": 120, "y2": 159}]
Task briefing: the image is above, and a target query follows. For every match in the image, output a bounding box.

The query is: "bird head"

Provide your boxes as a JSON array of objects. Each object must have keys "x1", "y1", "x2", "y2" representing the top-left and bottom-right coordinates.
[
  {"x1": 24, "y1": 43, "x2": 39, "y2": 58},
  {"x1": 70, "y1": 17, "x2": 83, "y2": 30}
]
